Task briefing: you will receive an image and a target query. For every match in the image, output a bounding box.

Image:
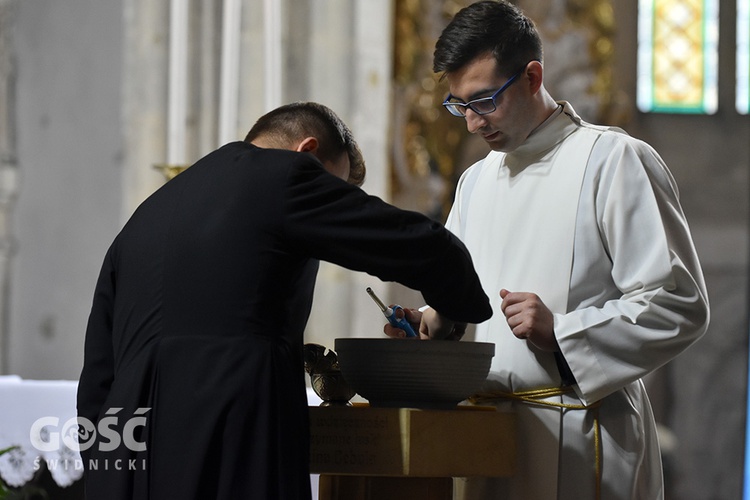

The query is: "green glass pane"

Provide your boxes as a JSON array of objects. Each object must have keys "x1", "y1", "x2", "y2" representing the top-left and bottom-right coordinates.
[{"x1": 738, "y1": 0, "x2": 749, "y2": 114}]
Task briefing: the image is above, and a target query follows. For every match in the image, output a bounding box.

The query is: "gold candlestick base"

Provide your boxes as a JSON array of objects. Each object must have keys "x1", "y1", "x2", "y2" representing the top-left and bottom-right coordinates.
[{"x1": 153, "y1": 163, "x2": 190, "y2": 181}]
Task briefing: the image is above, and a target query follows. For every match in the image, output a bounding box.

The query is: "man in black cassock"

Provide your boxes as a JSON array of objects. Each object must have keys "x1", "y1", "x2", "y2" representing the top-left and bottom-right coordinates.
[{"x1": 77, "y1": 102, "x2": 492, "y2": 499}]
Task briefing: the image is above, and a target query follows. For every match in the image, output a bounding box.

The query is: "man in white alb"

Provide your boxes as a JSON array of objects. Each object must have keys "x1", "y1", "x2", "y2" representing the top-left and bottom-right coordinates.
[{"x1": 384, "y1": 2, "x2": 709, "y2": 499}]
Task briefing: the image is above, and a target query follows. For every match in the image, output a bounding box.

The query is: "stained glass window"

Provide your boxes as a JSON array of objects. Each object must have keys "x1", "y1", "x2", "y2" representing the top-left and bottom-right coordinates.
[
  {"x1": 738, "y1": 0, "x2": 750, "y2": 114},
  {"x1": 637, "y1": 0, "x2": 719, "y2": 114}
]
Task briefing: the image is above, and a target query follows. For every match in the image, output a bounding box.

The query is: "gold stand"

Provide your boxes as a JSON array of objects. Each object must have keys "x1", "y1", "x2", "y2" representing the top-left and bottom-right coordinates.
[{"x1": 310, "y1": 405, "x2": 517, "y2": 500}]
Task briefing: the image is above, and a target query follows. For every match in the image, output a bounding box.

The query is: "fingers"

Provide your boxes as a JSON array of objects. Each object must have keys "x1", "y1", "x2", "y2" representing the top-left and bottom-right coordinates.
[
  {"x1": 500, "y1": 289, "x2": 536, "y2": 339},
  {"x1": 498, "y1": 289, "x2": 557, "y2": 351},
  {"x1": 381, "y1": 306, "x2": 463, "y2": 341},
  {"x1": 383, "y1": 320, "x2": 411, "y2": 338},
  {"x1": 383, "y1": 323, "x2": 405, "y2": 338},
  {"x1": 445, "y1": 322, "x2": 467, "y2": 341},
  {"x1": 499, "y1": 288, "x2": 530, "y2": 311},
  {"x1": 383, "y1": 307, "x2": 422, "y2": 339},
  {"x1": 506, "y1": 314, "x2": 532, "y2": 340},
  {"x1": 420, "y1": 308, "x2": 457, "y2": 340}
]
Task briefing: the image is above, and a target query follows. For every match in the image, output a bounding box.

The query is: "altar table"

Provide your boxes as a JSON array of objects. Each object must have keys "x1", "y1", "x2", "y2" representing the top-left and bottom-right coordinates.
[
  {"x1": 0, "y1": 376, "x2": 82, "y2": 489},
  {"x1": 309, "y1": 404, "x2": 517, "y2": 500}
]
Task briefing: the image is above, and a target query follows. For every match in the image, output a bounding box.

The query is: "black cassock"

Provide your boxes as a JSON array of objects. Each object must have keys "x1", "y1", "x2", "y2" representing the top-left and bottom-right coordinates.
[{"x1": 77, "y1": 142, "x2": 491, "y2": 499}]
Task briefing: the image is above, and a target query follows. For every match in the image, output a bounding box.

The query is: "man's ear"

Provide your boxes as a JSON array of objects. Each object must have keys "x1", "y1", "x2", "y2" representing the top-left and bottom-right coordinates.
[
  {"x1": 295, "y1": 136, "x2": 319, "y2": 154},
  {"x1": 526, "y1": 60, "x2": 544, "y2": 94}
]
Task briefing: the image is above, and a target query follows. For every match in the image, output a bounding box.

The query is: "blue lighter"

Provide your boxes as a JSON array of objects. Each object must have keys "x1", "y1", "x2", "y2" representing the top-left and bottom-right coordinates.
[{"x1": 366, "y1": 287, "x2": 418, "y2": 338}]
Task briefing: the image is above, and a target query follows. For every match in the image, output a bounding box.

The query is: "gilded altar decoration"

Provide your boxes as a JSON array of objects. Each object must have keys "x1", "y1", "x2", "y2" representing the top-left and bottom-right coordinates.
[
  {"x1": 517, "y1": 0, "x2": 623, "y2": 122},
  {"x1": 391, "y1": 0, "x2": 469, "y2": 220}
]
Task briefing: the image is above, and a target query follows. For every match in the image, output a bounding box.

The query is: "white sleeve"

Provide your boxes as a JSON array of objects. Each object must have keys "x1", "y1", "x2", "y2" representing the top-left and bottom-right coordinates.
[{"x1": 555, "y1": 133, "x2": 709, "y2": 404}]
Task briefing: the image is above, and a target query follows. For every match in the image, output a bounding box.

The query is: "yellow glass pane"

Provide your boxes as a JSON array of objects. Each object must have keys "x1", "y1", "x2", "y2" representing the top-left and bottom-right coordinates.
[
  {"x1": 637, "y1": 0, "x2": 719, "y2": 113},
  {"x1": 653, "y1": 0, "x2": 704, "y2": 106}
]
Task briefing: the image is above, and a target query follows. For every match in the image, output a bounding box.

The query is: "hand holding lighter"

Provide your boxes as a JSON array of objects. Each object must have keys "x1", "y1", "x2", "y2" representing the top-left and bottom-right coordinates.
[{"x1": 366, "y1": 287, "x2": 418, "y2": 338}]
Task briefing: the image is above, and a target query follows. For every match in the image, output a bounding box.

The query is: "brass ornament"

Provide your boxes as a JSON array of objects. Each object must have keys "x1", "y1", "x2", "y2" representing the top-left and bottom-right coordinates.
[{"x1": 153, "y1": 164, "x2": 190, "y2": 182}]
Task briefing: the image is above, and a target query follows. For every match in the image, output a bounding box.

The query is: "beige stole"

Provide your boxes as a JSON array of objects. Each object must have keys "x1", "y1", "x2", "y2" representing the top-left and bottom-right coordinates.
[{"x1": 457, "y1": 123, "x2": 601, "y2": 498}]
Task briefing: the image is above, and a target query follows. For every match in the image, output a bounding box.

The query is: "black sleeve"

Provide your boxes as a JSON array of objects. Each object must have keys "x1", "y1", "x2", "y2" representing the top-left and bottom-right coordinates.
[{"x1": 282, "y1": 157, "x2": 492, "y2": 324}]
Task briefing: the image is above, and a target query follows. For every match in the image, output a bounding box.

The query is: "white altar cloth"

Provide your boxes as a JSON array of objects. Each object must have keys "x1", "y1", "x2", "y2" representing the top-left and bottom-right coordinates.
[{"x1": 0, "y1": 376, "x2": 82, "y2": 488}]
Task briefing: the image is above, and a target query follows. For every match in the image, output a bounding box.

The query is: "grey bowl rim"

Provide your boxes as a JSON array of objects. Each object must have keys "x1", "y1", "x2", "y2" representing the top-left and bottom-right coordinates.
[{"x1": 334, "y1": 337, "x2": 495, "y2": 356}]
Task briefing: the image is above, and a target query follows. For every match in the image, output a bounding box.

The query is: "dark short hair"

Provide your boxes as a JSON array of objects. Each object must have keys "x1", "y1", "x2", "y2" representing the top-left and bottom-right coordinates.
[
  {"x1": 433, "y1": 1, "x2": 543, "y2": 78},
  {"x1": 244, "y1": 102, "x2": 366, "y2": 186}
]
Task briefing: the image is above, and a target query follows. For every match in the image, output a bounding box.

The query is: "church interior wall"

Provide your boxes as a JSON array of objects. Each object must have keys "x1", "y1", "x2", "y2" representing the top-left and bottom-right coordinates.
[{"x1": 6, "y1": 0, "x2": 124, "y2": 381}]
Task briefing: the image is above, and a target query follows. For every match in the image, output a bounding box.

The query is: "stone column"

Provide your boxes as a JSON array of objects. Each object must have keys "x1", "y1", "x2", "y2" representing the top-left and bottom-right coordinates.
[
  {"x1": 300, "y1": 0, "x2": 396, "y2": 348},
  {"x1": 0, "y1": 0, "x2": 20, "y2": 374},
  {"x1": 121, "y1": 0, "x2": 170, "y2": 217},
  {"x1": 348, "y1": 0, "x2": 397, "y2": 339}
]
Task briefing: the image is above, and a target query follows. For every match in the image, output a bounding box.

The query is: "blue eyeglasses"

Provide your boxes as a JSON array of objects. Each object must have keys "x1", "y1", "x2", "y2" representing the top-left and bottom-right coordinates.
[{"x1": 442, "y1": 67, "x2": 526, "y2": 117}]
